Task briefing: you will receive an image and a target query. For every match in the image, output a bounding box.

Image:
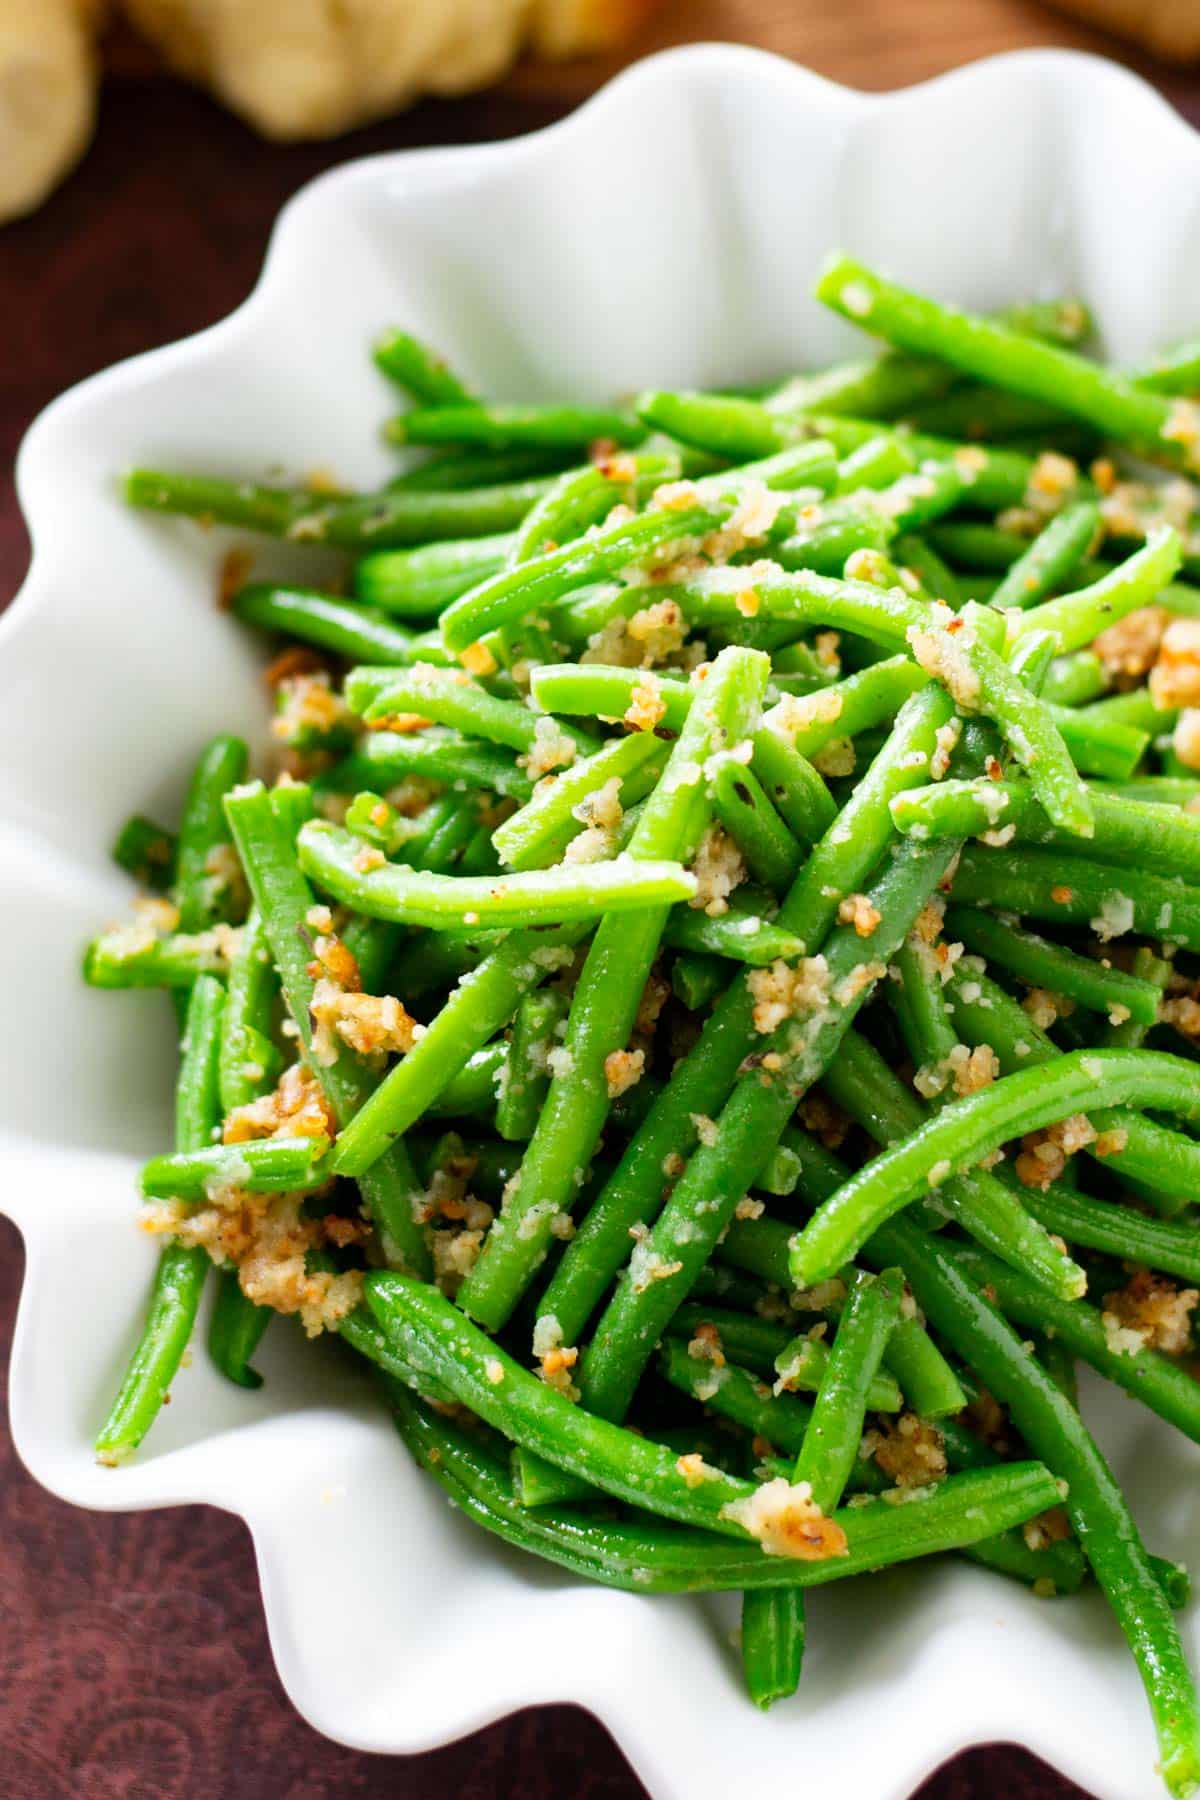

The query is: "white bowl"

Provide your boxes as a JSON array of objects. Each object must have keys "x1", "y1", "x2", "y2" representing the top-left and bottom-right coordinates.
[{"x1": 5, "y1": 41, "x2": 1200, "y2": 1800}]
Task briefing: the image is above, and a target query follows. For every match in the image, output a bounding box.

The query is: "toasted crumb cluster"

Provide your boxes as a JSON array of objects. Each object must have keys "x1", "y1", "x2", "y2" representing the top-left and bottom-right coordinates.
[
  {"x1": 144, "y1": 1190, "x2": 364, "y2": 1336},
  {"x1": 604, "y1": 1046, "x2": 645, "y2": 1098},
  {"x1": 863, "y1": 1414, "x2": 947, "y2": 1488},
  {"x1": 906, "y1": 617, "x2": 981, "y2": 711},
  {"x1": 223, "y1": 1063, "x2": 335, "y2": 1145},
  {"x1": 1016, "y1": 1114, "x2": 1096, "y2": 1190},
  {"x1": 913, "y1": 1041, "x2": 999, "y2": 1101},
  {"x1": 748, "y1": 955, "x2": 831, "y2": 1034},
  {"x1": 837, "y1": 892, "x2": 881, "y2": 938},
  {"x1": 531, "y1": 1314, "x2": 581, "y2": 1400},
  {"x1": 563, "y1": 776, "x2": 624, "y2": 865},
  {"x1": 584, "y1": 599, "x2": 690, "y2": 671},
  {"x1": 1102, "y1": 1269, "x2": 1198, "y2": 1357},
  {"x1": 689, "y1": 823, "x2": 746, "y2": 918},
  {"x1": 719, "y1": 1477, "x2": 848, "y2": 1561},
  {"x1": 627, "y1": 1221, "x2": 683, "y2": 1293},
  {"x1": 774, "y1": 691, "x2": 842, "y2": 750},
  {"x1": 623, "y1": 671, "x2": 668, "y2": 731},
  {"x1": 522, "y1": 715, "x2": 578, "y2": 780}
]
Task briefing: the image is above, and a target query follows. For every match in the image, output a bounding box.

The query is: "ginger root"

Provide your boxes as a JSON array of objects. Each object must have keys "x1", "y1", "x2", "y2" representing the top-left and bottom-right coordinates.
[
  {"x1": 0, "y1": 0, "x2": 101, "y2": 221},
  {"x1": 0, "y1": 0, "x2": 658, "y2": 223}
]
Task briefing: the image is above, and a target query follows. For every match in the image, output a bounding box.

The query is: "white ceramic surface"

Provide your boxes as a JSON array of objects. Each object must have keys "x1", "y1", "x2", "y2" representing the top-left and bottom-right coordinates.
[{"x1": 5, "y1": 42, "x2": 1200, "y2": 1800}]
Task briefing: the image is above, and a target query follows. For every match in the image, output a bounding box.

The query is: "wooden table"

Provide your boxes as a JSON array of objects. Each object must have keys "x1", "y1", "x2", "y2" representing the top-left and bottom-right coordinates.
[{"x1": 2, "y1": 4, "x2": 1195, "y2": 1793}]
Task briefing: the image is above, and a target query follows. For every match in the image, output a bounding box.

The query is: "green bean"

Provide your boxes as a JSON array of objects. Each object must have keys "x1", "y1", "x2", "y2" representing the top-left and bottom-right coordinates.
[
  {"x1": 440, "y1": 444, "x2": 836, "y2": 650},
  {"x1": 949, "y1": 840, "x2": 1200, "y2": 950},
  {"x1": 529, "y1": 664, "x2": 838, "y2": 845},
  {"x1": 746, "y1": 728, "x2": 837, "y2": 844},
  {"x1": 835, "y1": 434, "x2": 918, "y2": 491},
  {"x1": 357, "y1": 664, "x2": 597, "y2": 756},
  {"x1": 756, "y1": 1125, "x2": 847, "y2": 1200},
  {"x1": 944, "y1": 963, "x2": 1200, "y2": 1217},
  {"x1": 717, "y1": 1212, "x2": 968, "y2": 1422},
  {"x1": 331, "y1": 917, "x2": 588, "y2": 1174},
  {"x1": 542, "y1": 684, "x2": 960, "y2": 1364},
  {"x1": 709, "y1": 760, "x2": 801, "y2": 889},
  {"x1": 509, "y1": 453, "x2": 681, "y2": 566},
  {"x1": 814, "y1": 255, "x2": 1200, "y2": 474},
  {"x1": 911, "y1": 614, "x2": 1094, "y2": 836},
  {"x1": 764, "y1": 657, "x2": 927, "y2": 761},
  {"x1": 823, "y1": 1027, "x2": 1086, "y2": 1303},
  {"x1": 353, "y1": 534, "x2": 513, "y2": 617},
  {"x1": 990, "y1": 502, "x2": 1102, "y2": 611},
  {"x1": 792, "y1": 1268, "x2": 904, "y2": 1507},
  {"x1": 790, "y1": 1048, "x2": 1200, "y2": 1286},
  {"x1": 580, "y1": 826, "x2": 964, "y2": 1427},
  {"x1": 173, "y1": 735, "x2": 247, "y2": 932},
  {"x1": 771, "y1": 500, "x2": 897, "y2": 574},
  {"x1": 869, "y1": 1214, "x2": 1200, "y2": 1794},
  {"x1": 385, "y1": 1378, "x2": 1059, "y2": 1594},
  {"x1": 95, "y1": 974, "x2": 225, "y2": 1463},
  {"x1": 84, "y1": 925, "x2": 237, "y2": 989},
  {"x1": 658, "y1": 1338, "x2": 812, "y2": 1455},
  {"x1": 1039, "y1": 651, "x2": 1107, "y2": 709},
  {"x1": 666, "y1": 1302, "x2": 793, "y2": 1378},
  {"x1": 1010, "y1": 529, "x2": 1182, "y2": 656},
  {"x1": 496, "y1": 989, "x2": 567, "y2": 1142},
  {"x1": 942, "y1": 1241, "x2": 1200, "y2": 1446},
  {"x1": 388, "y1": 402, "x2": 645, "y2": 451},
  {"x1": 892, "y1": 532, "x2": 961, "y2": 607},
  {"x1": 665, "y1": 957, "x2": 723, "y2": 1015},
  {"x1": 232, "y1": 583, "x2": 425, "y2": 664},
  {"x1": 1010, "y1": 1174, "x2": 1200, "y2": 1287},
  {"x1": 945, "y1": 905, "x2": 1163, "y2": 1025},
  {"x1": 297, "y1": 819, "x2": 694, "y2": 929},
  {"x1": 111, "y1": 814, "x2": 176, "y2": 891},
  {"x1": 806, "y1": 416, "x2": 1061, "y2": 514},
  {"x1": 906, "y1": 385, "x2": 1079, "y2": 442},
  {"x1": 1106, "y1": 947, "x2": 1174, "y2": 1050},
  {"x1": 1084, "y1": 687, "x2": 1176, "y2": 735},
  {"x1": 1095, "y1": 778, "x2": 1200, "y2": 807},
  {"x1": 458, "y1": 645, "x2": 769, "y2": 1330},
  {"x1": 741, "y1": 1586, "x2": 805, "y2": 1711},
  {"x1": 1045, "y1": 708, "x2": 1149, "y2": 782},
  {"x1": 369, "y1": 1270, "x2": 801, "y2": 1536},
  {"x1": 689, "y1": 1262, "x2": 772, "y2": 1313},
  {"x1": 127, "y1": 469, "x2": 556, "y2": 547},
  {"x1": 223, "y1": 783, "x2": 429, "y2": 1272},
  {"x1": 217, "y1": 907, "x2": 280, "y2": 1111},
  {"x1": 773, "y1": 1328, "x2": 903, "y2": 1413},
  {"x1": 389, "y1": 448, "x2": 567, "y2": 492},
  {"x1": 892, "y1": 776, "x2": 1200, "y2": 878},
  {"x1": 492, "y1": 732, "x2": 667, "y2": 872},
  {"x1": 768, "y1": 300, "x2": 1092, "y2": 425},
  {"x1": 207, "y1": 1274, "x2": 270, "y2": 1390},
  {"x1": 1129, "y1": 338, "x2": 1200, "y2": 395},
  {"x1": 535, "y1": 978, "x2": 776, "y2": 1348},
  {"x1": 671, "y1": 560, "x2": 933, "y2": 653},
  {"x1": 373, "y1": 328, "x2": 477, "y2": 405},
  {"x1": 140, "y1": 1136, "x2": 328, "y2": 1199},
  {"x1": 425, "y1": 1042, "x2": 506, "y2": 1119},
  {"x1": 660, "y1": 899, "x2": 806, "y2": 966},
  {"x1": 637, "y1": 389, "x2": 807, "y2": 458},
  {"x1": 326, "y1": 727, "x2": 534, "y2": 802}
]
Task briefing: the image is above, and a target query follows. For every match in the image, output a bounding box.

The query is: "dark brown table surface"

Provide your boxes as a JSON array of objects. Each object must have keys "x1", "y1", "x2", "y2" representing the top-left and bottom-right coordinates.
[{"x1": 3, "y1": 7, "x2": 1198, "y2": 1791}]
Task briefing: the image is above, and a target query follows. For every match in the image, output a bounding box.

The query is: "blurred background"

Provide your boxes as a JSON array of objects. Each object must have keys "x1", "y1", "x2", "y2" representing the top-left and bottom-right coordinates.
[{"x1": 2, "y1": 2, "x2": 1196, "y2": 1797}]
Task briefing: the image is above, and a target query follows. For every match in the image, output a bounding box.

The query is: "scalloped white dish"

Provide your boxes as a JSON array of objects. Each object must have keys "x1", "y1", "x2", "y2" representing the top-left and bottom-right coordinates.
[{"x1": 6, "y1": 41, "x2": 1200, "y2": 1800}]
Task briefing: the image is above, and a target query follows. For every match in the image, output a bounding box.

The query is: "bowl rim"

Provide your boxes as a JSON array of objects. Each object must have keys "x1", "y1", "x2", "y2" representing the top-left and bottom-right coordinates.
[{"x1": 5, "y1": 40, "x2": 1199, "y2": 1800}]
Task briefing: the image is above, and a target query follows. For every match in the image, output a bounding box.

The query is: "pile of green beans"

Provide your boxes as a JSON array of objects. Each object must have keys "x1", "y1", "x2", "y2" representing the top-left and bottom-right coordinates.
[{"x1": 94, "y1": 263, "x2": 1200, "y2": 1789}]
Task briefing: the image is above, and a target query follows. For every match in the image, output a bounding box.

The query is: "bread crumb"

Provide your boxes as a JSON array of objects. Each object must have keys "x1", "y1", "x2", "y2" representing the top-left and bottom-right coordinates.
[
  {"x1": 747, "y1": 955, "x2": 831, "y2": 1034},
  {"x1": 720, "y1": 1477, "x2": 848, "y2": 1560}
]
